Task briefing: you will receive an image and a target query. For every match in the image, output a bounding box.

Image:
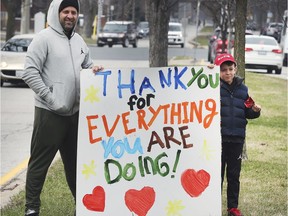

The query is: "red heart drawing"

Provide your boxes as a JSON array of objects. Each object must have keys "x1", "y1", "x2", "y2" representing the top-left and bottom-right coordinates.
[
  {"x1": 181, "y1": 169, "x2": 210, "y2": 197},
  {"x1": 125, "y1": 186, "x2": 155, "y2": 216},
  {"x1": 82, "y1": 186, "x2": 105, "y2": 212}
]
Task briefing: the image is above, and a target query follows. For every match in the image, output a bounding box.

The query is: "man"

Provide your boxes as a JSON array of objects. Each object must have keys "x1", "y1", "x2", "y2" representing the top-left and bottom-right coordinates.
[{"x1": 22, "y1": 0, "x2": 103, "y2": 215}]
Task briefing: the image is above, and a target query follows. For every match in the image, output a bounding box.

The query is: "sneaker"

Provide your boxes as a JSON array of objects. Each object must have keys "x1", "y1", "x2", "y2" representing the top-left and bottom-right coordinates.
[
  {"x1": 227, "y1": 208, "x2": 244, "y2": 216},
  {"x1": 25, "y1": 209, "x2": 39, "y2": 216}
]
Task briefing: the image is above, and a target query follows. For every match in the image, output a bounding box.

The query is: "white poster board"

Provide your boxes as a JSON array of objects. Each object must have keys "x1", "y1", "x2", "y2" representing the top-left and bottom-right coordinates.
[{"x1": 77, "y1": 66, "x2": 221, "y2": 216}]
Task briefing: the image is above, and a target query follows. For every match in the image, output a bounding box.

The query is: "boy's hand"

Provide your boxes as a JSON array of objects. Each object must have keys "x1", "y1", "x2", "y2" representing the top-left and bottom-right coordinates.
[{"x1": 252, "y1": 104, "x2": 261, "y2": 112}]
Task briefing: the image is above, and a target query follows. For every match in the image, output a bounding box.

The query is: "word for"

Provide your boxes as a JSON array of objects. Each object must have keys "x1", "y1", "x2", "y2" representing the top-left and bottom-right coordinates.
[
  {"x1": 95, "y1": 67, "x2": 218, "y2": 99},
  {"x1": 187, "y1": 67, "x2": 219, "y2": 89},
  {"x1": 104, "y1": 150, "x2": 182, "y2": 184},
  {"x1": 86, "y1": 99, "x2": 218, "y2": 144},
  {"x1": 127, "y1": 94, "x2": 155, "y2": 111}
]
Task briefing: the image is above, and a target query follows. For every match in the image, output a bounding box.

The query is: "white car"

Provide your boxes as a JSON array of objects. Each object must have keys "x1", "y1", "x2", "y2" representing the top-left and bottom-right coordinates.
[
  {"x1": 168, "y1": 22, "x2": 184, "y2": 48},
  {"x1": 244, "y1": 35, "x2": 282, "y2": 74},
  {"x1": 1, "y1": 34, "x2": 34, "y2": 86}
]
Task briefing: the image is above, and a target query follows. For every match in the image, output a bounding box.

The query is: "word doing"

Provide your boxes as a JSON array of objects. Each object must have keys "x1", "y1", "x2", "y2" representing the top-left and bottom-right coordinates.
[{"x1": 104, "y1": 150, "x2": 181, "y2": 184}]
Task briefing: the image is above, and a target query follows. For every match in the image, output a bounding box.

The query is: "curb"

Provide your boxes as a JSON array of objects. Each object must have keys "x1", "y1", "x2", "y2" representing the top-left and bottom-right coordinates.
[{"x1": 168, "y1": 56, "x2": 209, "y2": 67}]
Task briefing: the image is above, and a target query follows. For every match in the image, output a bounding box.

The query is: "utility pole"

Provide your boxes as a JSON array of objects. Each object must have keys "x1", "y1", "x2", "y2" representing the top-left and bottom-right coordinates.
[
  {"x1": 193, "y1": 0, "x2": 201, "y2": 62},
  {"x1": 21, "y1": 0, "x2": 30, "y2": 34},
  {"x1": 195, "y1": 0, "x2": 201, "y2": 42},
  {"x1": 96, "y1": 0, "x2": 104, "y2": 38},
  {"x1": 132, "y1": 0, "x2": 135, "y2": 22}
]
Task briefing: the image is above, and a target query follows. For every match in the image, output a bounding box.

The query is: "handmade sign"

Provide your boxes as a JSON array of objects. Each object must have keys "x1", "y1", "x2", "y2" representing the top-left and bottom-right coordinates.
[{"x1": 76, "y1": 66, "x2": 221, "y2": 215}]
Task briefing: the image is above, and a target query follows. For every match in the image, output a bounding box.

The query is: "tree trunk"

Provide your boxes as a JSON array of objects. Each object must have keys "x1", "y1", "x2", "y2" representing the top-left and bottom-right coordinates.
[
  {"x1": 147, "y1": 0, "x2": 170, "y2": 67},
  {"x1": 80, "y1": 0, "x2": 97, "y2": 38},
  {"x1": 234, "y1": 0, "x2": 247, "y2": 79},
  {"x1": 2, "y1": 0, "x2": 20, "y2": 41},
  {"x1": 234, "y1": 0, "x2": 248, "y2": 159}
]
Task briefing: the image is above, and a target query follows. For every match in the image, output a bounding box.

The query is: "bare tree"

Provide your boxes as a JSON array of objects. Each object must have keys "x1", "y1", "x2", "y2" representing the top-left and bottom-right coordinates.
[
  {"x1": 108, "y1": 0, "x2": 133, "y2": 21},
  {"x1": 200, "y1": 0, "x2": 234, "y2": 54},
  {"x1": 146, "y1": 0, "x2": 178, "y2": 67},
  {"x1": 80, "y1": 0, "x2": 97, "y2": 38}
]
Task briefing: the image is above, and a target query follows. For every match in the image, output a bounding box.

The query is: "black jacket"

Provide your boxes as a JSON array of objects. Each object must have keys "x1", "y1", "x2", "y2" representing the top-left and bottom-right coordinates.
[{"x1": 220, "y1": 76, "x2": 260, "y2": 143}]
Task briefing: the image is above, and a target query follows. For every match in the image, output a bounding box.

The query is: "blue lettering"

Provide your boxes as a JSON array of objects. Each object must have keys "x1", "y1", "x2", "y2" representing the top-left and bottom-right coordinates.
[
  {"x1": 95, "y1": 70, "x2": 112, "y2": 96},
  {"x1": 174, "y1": 66, "x2": 188, "y2": 90},
  {"x1": 117, "y1": 69, "x2": 135, "y2": 98},
  {"x1": 102, "y1": 137, "x2": 143, "y2": 159},
  {"x1": 139, "y1": 77, "x2": 156, "y2": 95},
  {"x1": 159, "y1": 68, "x2": 172, "y2": 88}
]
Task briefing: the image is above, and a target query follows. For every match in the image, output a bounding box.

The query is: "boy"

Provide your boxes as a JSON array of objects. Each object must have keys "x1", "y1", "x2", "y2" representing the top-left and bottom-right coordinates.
[{"x1": 213, "y1": 54, "x2": 261, "y2": 216}]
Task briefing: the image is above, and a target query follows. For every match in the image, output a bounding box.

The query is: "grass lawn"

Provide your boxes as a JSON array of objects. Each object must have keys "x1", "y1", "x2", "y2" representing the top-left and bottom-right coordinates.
[
  {"x1": 221, "y1": 72, "x2": 288, "y2": 216},
  {"x1": 1, "y1": 72, "x2": 287, "y2": 216}
]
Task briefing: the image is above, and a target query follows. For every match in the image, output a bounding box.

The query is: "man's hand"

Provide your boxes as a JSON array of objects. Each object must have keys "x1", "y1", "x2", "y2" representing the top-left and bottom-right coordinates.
[
  {"x1": 207, "y1": 64, "x2": 214, "y2": 69},
  {"x1": 92, "y1": 65, "x2": 104, "y2": 73}
]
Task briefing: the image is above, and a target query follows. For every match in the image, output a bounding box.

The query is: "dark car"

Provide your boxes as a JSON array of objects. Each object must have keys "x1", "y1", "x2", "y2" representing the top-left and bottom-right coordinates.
[
  {"x1": 137, "y1": 21, "x2": 149, "y2": 38},
  {"x1": 261, "y1": 22, "x2": 283, "y2": 42},
  {"x1": 97, "y1": 21, "x2": 138, "y2": 48},
  {"x1": 246, "y1": 21, "x2": 258, "y2": 31}
]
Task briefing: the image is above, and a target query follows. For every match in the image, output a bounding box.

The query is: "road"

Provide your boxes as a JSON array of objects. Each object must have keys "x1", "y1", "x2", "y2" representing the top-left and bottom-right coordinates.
[{"x1": 1, "y1": 24, "x2": 287, "y2": 208}]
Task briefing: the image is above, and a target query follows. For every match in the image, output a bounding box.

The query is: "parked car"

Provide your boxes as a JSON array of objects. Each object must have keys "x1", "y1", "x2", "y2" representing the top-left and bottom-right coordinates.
[
  {"x1": 168, "y1": 22, "x2": 184, "y2": 48},
  {"x1": 208, "y1": 27, "x2": 221, "y2": 62},
  {"x1": 262, "y1": 22, "x2": 283, "y2": 42},
  {"x1": 208, "y1": 29, "x2": 253, "y2": 63},
  {"x1": 97, "y1": 21, "x2": 138, "y2": 48},
  {"x1": 244, "y1": 35, "x2": 282, "y2": 74},
  {"x1": 246, "y1": 21, "x2": 258, "y2": 31},
  {"x1": 137, "y1": 21, "x2": 149, "y2": 38},
  {"x1": 0, "y1": 34, "x2": 34, "y2": 86}
]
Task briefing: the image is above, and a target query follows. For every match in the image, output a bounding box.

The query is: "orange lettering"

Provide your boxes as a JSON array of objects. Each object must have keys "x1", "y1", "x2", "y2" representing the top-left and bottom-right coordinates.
[
  {"x1": 122, "y1": 111, "x2": 136, "y2": 135},
  {"x1": 190, "y1": 100, "x2": 203, "y2": 123},
  {"x1": 86, "y1": 115, "x2": 101, "y2": 144},
  {"x1": 203, "y1": 99, "x2": 218, "y2": 129},
  {"x1": 170, "y1": 103, "x2": 181, "y2": 124},
  {"x1": 147, "y1": 106, "x2": 162, "y2": 127},
  {"x1": 102, "y1": 115, "x2": 120, "y2": 137},
  {"x1": 137, "y1": 109, "x2": 149, "y2": 130}
]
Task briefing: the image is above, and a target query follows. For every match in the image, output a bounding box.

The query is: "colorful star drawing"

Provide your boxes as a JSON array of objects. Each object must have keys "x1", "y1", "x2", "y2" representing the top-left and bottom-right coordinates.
[
  {"x1": 165, "y1": 200, "x2": 185, "y2": 216},
  {"x1": 82, "y1": 160, "x2": 96, "y2": 179},
  {"x1": 201, "y1": 139, "x2": 216, "y2": 161},
  {"x1": 84, "y1": 85, "x2": 100, "y2": 103}
]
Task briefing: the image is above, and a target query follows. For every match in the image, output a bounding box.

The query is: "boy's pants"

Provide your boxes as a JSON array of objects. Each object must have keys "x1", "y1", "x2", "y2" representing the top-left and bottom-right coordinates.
[
  {"x1": 25, "y1": 107, "x2": 79, "y2": 211},
  {"x1": 221, "y1": 141, "x2": 244, "y2": 209}
]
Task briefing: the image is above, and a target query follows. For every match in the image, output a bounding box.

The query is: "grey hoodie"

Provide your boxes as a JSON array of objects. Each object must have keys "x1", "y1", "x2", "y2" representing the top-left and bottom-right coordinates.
[{"x1": 23, "y1": 0, "x2": 93, "y2": 116}]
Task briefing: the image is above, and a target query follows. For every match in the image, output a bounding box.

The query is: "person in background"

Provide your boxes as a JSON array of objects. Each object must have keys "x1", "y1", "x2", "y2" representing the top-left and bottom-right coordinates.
[
  {"x1": 210, "y1": 54, "x2": 261, "y2": 216},
  {"x1": 22, "y1": 0, "x2": 103, "y2": 215}
]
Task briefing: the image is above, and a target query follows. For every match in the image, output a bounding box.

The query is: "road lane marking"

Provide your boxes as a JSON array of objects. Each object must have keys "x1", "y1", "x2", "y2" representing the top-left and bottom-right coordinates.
[{"x1": 0, "y1": 158, "x2": 29, "y2": 186}]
